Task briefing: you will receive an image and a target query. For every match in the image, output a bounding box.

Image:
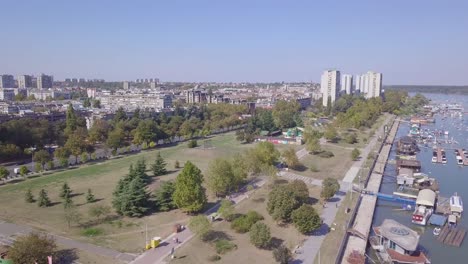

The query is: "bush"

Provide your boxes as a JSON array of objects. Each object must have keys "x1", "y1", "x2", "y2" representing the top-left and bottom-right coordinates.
[
  {"x1": 273, "y1": 244, "x2": 292, "y2": 264},
  {"x1": 149, "y1": 141, "x2": 157, "y2": 148},
  {"x1": 188, "y1": 139, "x2": 198, "y2": 148},
  {"x1": 215, "y1": 239, "x2": 237, "y2": 254},
  {"x1": 249, "y1": 222, "x2": 271, "y2": 248},
  {"x1": 321, "y1": 178, "x2": 340, "y2": 200},
  {"x1": 291, "y1": 204, "x2": 322, "y2": 233},
  {"x1": 231, "y1": 211, "x2": 264, "y2": 233},
  {"x1": 318, "y1": 151, "x2": 334, "y2": 158},
  {"x1": 81, "y1": 228, "x2": 103, "y2": 237},
  {"x1": 351, "y1": 148, "x2": 361, "y2": 161},
  {"x1": 344, "y1": 133, "x2": 358, "y2": 144},
  {"x1": 208, "y1": 255, "x2": 221, "y2": 262}
]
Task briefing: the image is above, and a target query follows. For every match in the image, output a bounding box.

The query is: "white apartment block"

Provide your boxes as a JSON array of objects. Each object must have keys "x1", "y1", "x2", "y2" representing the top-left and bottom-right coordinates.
[
  {"x1": 365, "y1": 71, "x2": 382, "y2": 99},
  {"x1": 18, "y1": 75, "x2": 33, "y2": 88},
  {"x1": 342, "y1": 74, "x2": 353, "y2": 95},
  {"x1": 37, "y1": 74, "x2": 53, "y2": 89},
  {"x1": 321, "y1": 70, "x2": 340, "y2": 107}
]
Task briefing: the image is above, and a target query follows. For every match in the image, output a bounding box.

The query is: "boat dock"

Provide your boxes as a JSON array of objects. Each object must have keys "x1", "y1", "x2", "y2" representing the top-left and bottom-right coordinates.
[
  {"x1": 437, "y1": 226, "x2": 466, "y2": 247},
  {"x1": 457, "y1": 149, "x2": 468, "y2": 166},
  {"x1": 436, "y1": 148, "x2": 443, "y2": 163}
]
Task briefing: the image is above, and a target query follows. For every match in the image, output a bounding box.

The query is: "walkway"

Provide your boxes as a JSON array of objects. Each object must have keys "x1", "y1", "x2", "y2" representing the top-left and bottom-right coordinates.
[{"x1": 0, "y1": 220, "x2": 135, "y2": 262}]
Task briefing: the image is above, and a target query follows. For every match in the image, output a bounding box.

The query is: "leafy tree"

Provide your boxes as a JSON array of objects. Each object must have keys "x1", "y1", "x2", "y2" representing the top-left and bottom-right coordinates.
[
  {"x1": 33, "y1": 149, "x2": 51, "y2": 170},
  {"x1": 174, "y1": 160, "x2": 180, "y2": 169},
  {"x1": 231, "y1": 154, "x2": 248, "y2": 188},
  {"x1": 231, "y1": 211, "x2": 264, "y2": 233},
  {"x1": 267, "y1": 185, "x2": 301, "y2": 222},
  {"x1": 206, "y1": 158, "x2": 237, "y2": 197},
  {"x1": 65, "y1": 103, "x2": 78, "y2": 135},
  {"x1": 288, "y1": 180, "x2": 309, "y2": 203},
  {"x1": 88, "y1": 205, "x2": 111, "y2": 223},
  {"x1": 19, "y1": 165, "x2": 29, "y2": 176},
  {"x1": 282, "y1": 148, "x2": 301, "y2": 170},
  {"x1": 92, "y1": 99, "x2": 101, "y2": 108},
  {"x1": 133, "y1": 119, "x2": 159, "y2": 145},
  {"x1": 249, "y1": 222, "x2": 271, "y2": 248},
  {"x1": 155, "y1": 181, "x2": 176, "y2": 211},
  {"x1": 59, "y1": 182, "x2": 72, "y2": 199},
  {"x1": 273, "y1": 244, "x2": 292, "y2": 264},
  {"x1": 64, "y1": 205, "x2": 81, "y2": 228},
  {"x1": 189, "y1": 215, "x2": 211, "y2": 239},
  {"x1": 83, "y1": 98, "x2": 91, "y2": 108},
  {"x1": 34, "y1": 162, "x2": 43, "y2": 172},
  {"x1": 8, "y1": 233, "x2": 56, "y2": 264},
  {"x1": 291, "y1": 204, "x2": 322, "y2": 233},
  {"x1": 173, "y1": 161, "x2": 207, "y2": 213},
  {"x1": 37, "y1": 189, "x2": 51, "y2": 207},
  {"x1": 321, "y1": 178, "x2": 340, "y2": 200},
  {"x1": 25, "y1": 188, "x2": 35, "y2": 203},
  {"x1": 345, "y1": 133, "x2": 358, "y2": 144},
  {"x1": 80, "y1": 152, "x2": 89, "y2": 163},
  {"x1": 324, "y1": 126, "x2": 338, "y2": 142},
  {"x1": 244, "y1": 142, "x2": 280, "y2": 175},
  {"x1": 65, "y1": 132, "x2": 86, "y2": 163},
  {"x1": 152, "y1": 152, "x2": 167, "y2": 176},
  {"x1": 113, "y1": 107, "x2": 127, "y2": 123},
  {"x1": 303, "y1": 128, "x2": 323, "y2": 143},
  {"x1": 88, "y1": 119, "x2": 109, "y2": 144},
  {"x1": 272, "y1": 100, "x2": 301, "y2": 129},
  {"x1": 188, "y1": 139, "x2": 198, "y2": 148},
  {"x1": 46, "y1": 160, "x2": 54, "y2": 170},
  {"x1": 0, "y1": 166, "x2": 9, "y2": 181},
  {"x1": 218, "y1": 199, "x2": 235, "y2": 221},
  {"x1": 235, "y1": 130, "x2": 245, "y2": 142},
  {"x1": 86, "y1": 189, "x2": 96, "y2": 203},
  {"x1": 351, "y1": 148, "x2": 361, "y2": 161},
  {"x1": 106, "y1": 128, "x2": 125, "y2": 151}
]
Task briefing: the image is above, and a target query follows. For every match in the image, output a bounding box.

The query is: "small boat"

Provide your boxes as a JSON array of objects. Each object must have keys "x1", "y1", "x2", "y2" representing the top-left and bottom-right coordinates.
[
  {"x1": 431, "y1": 156, "x2": 437, "y2": 163},
  {"x1": 433, "y1": 227, "x2": 441, "y2": 236},
  {"x1": 458, "y1": 158, "x2": 464, "y2": 165}
]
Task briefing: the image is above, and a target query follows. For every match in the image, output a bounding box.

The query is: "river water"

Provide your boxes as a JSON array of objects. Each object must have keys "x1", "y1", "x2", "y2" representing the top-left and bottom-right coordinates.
[{"x1": 371, "y1": 93, "x2": 468, "y2": 263}]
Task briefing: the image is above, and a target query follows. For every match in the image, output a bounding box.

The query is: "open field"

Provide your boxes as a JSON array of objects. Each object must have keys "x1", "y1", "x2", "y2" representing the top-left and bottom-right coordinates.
[
  {"x1": 0, "y1": 133, "x2": 255, "y2": 255},
  {"x1": 167, "y1": 180, "x2": 322, "y2": 264},
  {"x1": 292, "y1": 145, "x2": 353, "y2": 180},
  {"x1": 335, "y1": 113, "x2": 390, "y2": 149}
]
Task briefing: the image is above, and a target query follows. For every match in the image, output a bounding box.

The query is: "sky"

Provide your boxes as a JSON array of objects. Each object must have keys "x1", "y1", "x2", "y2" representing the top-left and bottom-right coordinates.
[{"x1": 1, "y1": 0, "x2": 468, "y2": 85}]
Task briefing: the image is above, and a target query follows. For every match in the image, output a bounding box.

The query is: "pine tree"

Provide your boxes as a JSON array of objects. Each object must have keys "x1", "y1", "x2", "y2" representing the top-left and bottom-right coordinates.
[
  {"x1": 155, "y1": 181, "x2": 176, "y2": 211},
  {"x1": 173, "y1": 161, "x2": 207, "y2": 213},
  {"x1": 25, "y1": 189, "x2": 35, "y2": 203},
  {"x1": 37, "y1": 189, "x2": 51, "y2": 207},
  {"x1": 152, "y1": 152, "x2": 167, "y2": 176},
  {"x1": 59, "y1": 182, "x2": 72, "y2": 198},
  {"x1": 63, "y1": 196, "x2": 73, "y2": 209},
  {"x1": 134, "y1": 159, "x2": 149, "y2": 183},
  {"x1": 86, "y1": 189, "x2": 96, "y2": 203},
  {"x1": 113, "y1": 163, "x2": 151, "y2": 216}
]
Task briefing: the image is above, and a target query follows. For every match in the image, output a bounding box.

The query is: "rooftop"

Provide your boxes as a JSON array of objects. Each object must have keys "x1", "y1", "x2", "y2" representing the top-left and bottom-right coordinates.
[{"x1": 375, "y1": 219, "x2": 420, "y2": 251}]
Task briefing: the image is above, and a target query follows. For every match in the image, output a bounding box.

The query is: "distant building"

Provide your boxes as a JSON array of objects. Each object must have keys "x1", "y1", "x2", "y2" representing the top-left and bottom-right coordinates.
[
  {"x1": 320, "y1": 70, "x2": 340, "y2": 107},
  {"x1": 342, "y1": 74, "x2": 353, "y2": 95},
  {"x1": 150, "y1": 82, "x2": 157, "y2": 89},
  {"x1": 37, "y1": 74, "x2": 53, "y2": 89},
  {"x1": 296, "y1": 97, "x2": 312, "y2": 109},
  {"x1": 365, "y1": 71, "x2": 383, "y2": 99},
  {"x1": 72, "y1": 78, "x2": 78, "y2": 83},
  {"x1": 18, "y1": 75, "x2": 33, "y2": 88},
  {"x1": 79, "y1": 78, "x2": 86, "y2": 83},
  {"x1": 65, "y1": 78, "x2": 71, "y2": 83},
  {"x1": 0, "y1": 75, "x2": 15, "y2": 88},
  {"x1": 123, "y1": 81, "x2": 130, "y2": 90},
  {"x1": 0, "y1": 88, "x2": 15, "y2": 101},
  {"x1": 87, "y1": 88, "x2": 97, "y2": 98}
]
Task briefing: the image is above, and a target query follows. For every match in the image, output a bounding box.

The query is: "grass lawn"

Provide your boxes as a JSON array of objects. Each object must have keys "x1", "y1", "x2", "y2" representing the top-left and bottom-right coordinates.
[
  {"x1": 292, "y1": 145, "x2": 353, "y2": 180},
  {"x1": 0, "y1": 132, "x2": 255, "y2": 255},
  {"x1": 166, "y1": 180, "x2": 322, "y2": 264},
  {"x1": 335, "y1": 113, "x2": 390, "y2": 149}
]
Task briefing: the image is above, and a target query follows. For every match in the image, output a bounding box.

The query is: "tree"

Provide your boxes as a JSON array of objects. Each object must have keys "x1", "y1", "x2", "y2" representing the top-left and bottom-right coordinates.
[
  {"x1": 151, "y1": 152, "x2": 167, "y2": 176},
  {"x1": 92, "y1": 99, "x2": 101, "y2": 108},
  {"x1": 306, "y1": 137, "x2": 322, "y2": 154},
  {"x1": 218, "y1": 199, "x2": 235, "y2": 220},
  {"x1": 59, "y1": 182, "x2": 72, "y2": 199},
  {"x1": 65, "y1": 133, "x2": 85, "y2": 163},
  {"x1": 34, "y1": 162, "x2": 43, "y2": 172},
  {"x1": 116, "y1": 176, "x2": 150, "y2": 217},
  {"x1": 133, "y1": 119, "x2": 159, "y2": 145},
  {"x1": 188, "y1": 139, "x2": 198, "y2": 148},
  {"x1": 173, "y1": 161, "x2": 207, "y2": 213},
  {"x1": 267, "y1": 185, "x2": 301, "y2": 222},
  {"x1": 249, "y1": 222, "x2": 271, "y2": 248},
  {"x1": 345, "y1": 133, "x2": 358, "y2": 144},
  {"x1": 282, "y1": 148, "x2": 301, "y2": 170},
  {"x1": 321, "y1": 178, "x2": 340, "y2": 200},
  {"x1": 88, "y1": 119, "x2": 109, "y2": 144},
  {"x1": 291, "y1": 204, "x2": 322, "y2": 233},
  {"x1": 106, "y1": 128, "x2": 125, "y2": 151},
  {"x1": 46, "y1": 160, "x2": 54, "y2": 170},
  {"x1": 288, "y1": 180, "x2": 309, "y2": 203},
  {"x1": 351, "y1": 148, "x2": 361, "y2": 161},
  {"x1": 83, "y1": 98, "x2": 91, "y2": 108},
  {"x1": 65, "y1": 103, "x2": 78, "y2": 136},
  {"x1": 273, "y1": 244, "x2": 292, "y2": 264},
  {"x1": 80, "y1": 152, "x2": 89, "y2": 163},
  {"x1": 244, "y1": 142, "x2": 280, "y2": 175},
  {"x1": 88, "y1": 205, "x2": 111, "y2": 223},
  {"x1": 64, "y1": 206, "x2": 81, "y2": 228},
  {"x1": 19, "y1": 165, "x2": 29, "y2": 176},
  {"x1": 37, "y1": 189, "x2": 51, "y2": 207},
  {"x1": 8, "y1": 233, "x2": 56, "y2": 264},
  {"x1": 54, "y1": 147, "x2": 70, "y2": 167},
  {"x1": 272, "y1": 100, "x2": 301, "y2": 129},
  {"x1": 0, "y1": 166, "x2": 9, "y2": 182},
  {"x1": 206, "y1": 158, "x2": 236, "y2": 197},
  {"x1": 174, "y1": 160, "x2": 180, "y2": 169},
  {"x1": 33, "y1": 149, "x2": 51, "y2": 170},
  {"x1": 155, "y1": 181, "x2": 176, "y2": 211},
  {"x1": 324, "y1": 126, "x2": 338, "y2": 142},
  {"x1": 189, "y1": 215, "x2": 211, "y2": 239},
  {"x1": 25, "y1": 189, "x2": 35, "y2": 203},
  {"x1": 63, "y1": 196, "x2": 73, "y2": 209},
  {"x1": 86, "y1": 189, "x2": 96, "y2": 203},
  {"x1": 235, "y1": 130, "x2": 245, "y2": 142}
]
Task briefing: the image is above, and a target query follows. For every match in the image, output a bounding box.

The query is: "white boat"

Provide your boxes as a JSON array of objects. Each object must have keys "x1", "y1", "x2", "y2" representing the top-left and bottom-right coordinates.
[
  {"x1": 458, "y1": 158, "x2": 464, "y2": 165},
  {"x1": 450, "y1": 193, "x2": 463, "y2": 217},
  {"x1": 433, "y1": 227, "x2": 441, "y2": 236},
  {"x1": 431, "y1": 156, "x2": 437, "y2": 163},
  {"x1": 412, "y1": 190, "x2": 435, "y2": 226}
]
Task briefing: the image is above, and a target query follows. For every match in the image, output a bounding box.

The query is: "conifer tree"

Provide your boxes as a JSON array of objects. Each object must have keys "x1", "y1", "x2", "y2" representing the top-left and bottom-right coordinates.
[
  {"x1": 86, "y1": 189, "x2": 96, "y2": 203},
  {"x1": 63, "y1": 196, "x2": 73, "y2": 209},
  {"x1": 25, "y1": 189, "x2": 35, "y2": 203},
  {"x1": 38, "y1": 189, "x2": 51, "y2": 207},
  {"x1": 173, "y1": 161, "x2": 207, "y2": 213},
  {"x1": 152, "y1": 152, "x2": 167, "y2": 176},
  {"x1": 59, "y1": 182, "x2": 72, "y2": 198}
]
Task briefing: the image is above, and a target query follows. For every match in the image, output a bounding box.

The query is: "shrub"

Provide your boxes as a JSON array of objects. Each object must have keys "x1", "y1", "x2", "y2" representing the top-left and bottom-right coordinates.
[
  {"x1": 188, "y1": 139, "x2": 198, "y2": 148},
  {"x1": 291, "y1": 204, "x2": 322, "y2": 234},
  {"x1": 318, "y1": 151, "x2": 334, "y2": 158},
  {"x1": 249, "y1": 222, "x2": 271, "y2": 248},
  {"x1": 149, "y1": 141, "x2": 157, "y2": 148},
  {"x1": 81, "y1": 228, "x2": 103, "y2": 237},
  {"x1": 273, "y1": 244, "x2": 292, "y2": 264},
  {"x1": 321, "y1": 178, "x2": 340, "y2": 200},
  {"x1": 215, "y1": 239, "x2": 237, "y2": 254},
  {"x1": 351, "y1": 148, "x2": 361, "y2": 161},
  {"x1": 208, "y1": 255, "x2": 221, "y2": 262},
  {"x1": 344, "y1": 133, "x2": 357, "y2": 144},
  {"x1": 231, "y1": 211, "x2": 264, "y2": 233}
]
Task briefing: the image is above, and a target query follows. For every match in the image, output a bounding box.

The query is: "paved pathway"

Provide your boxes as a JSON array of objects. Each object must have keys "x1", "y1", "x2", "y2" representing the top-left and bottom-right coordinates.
[{"x1": 0, "y1": 220, "x2": 135, "y2": 262}]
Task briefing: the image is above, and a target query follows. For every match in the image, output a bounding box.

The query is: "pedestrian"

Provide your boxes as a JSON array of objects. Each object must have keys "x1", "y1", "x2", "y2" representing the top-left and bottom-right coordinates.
[
  {"x1": 171, "y1": 247, "x2": 175, "y2": 259},
  {"x1": 176, "y1": 237, "x2": 179, "y2": 243}
]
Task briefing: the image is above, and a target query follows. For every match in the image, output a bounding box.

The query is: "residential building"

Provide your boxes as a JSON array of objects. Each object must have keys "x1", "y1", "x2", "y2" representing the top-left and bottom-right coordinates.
[
  {"x1": 342, "y1": 74, "x2": 353, "y2": 95},
  {"x1": 0, "y1": 88, "x2": 15, "y2": 101},
  {"x1": 0, "y1": 75, "x2": 15, "y2": 88},
  {"x1": 365, "y1": 71, "x2": 383, "y2": 99},
  {"x1": 150, "y1": 82, "x2": 157, "y2": 89},
  {"x1": 320, "y1": 70, "x2": 340, "y2": 107},
  {"x1": 18, "y1": 75, "x2": 33, "y2": 88},
  {"x1": 123, "y1": 81, "x2": 130, "y2": 90},
  {"x1": 37, "y1": 74, "x2": 53, "y2": 89}
]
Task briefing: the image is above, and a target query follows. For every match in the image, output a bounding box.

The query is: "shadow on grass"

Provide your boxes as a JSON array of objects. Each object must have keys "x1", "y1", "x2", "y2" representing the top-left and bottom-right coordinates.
[
  {"x1": 55, "y1": 248, "x2": 78, "y2": 264},
  {"x1": 291, "y1": 165, "x2": 308, "y2": 172},
  {"x1": 49, "y1": 201, "x2": 62, "y2": 207},
  {"x1": 274, "y1": 179, "x2": 289, "y2": 185},
  {"x1": 80, "y1": 214, "x2": 121, "y2": 228},
  {"x1": 307, "y1": 197, "x2": 319, "y2": 205},
  {"x1": 76, "y1": 198, "x2": 104, "y2": 206},
  {"x1": 269, "y1": 237, "x2": 284, "y2": 249},
  {"x1": 70, "y1": 192, "x2": 84, "y2": 198},
  {"x1": 202, "y1": 230, "x2": 232, "y2": 243},
  {"x1": 252, "y1": 197, "x2": 265, "y2": 203}
]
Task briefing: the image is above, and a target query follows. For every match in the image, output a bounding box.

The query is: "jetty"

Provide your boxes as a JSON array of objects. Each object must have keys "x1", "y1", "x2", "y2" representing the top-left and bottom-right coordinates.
[
  {"x1": 436, "y1": 148, "x2": 443, "y2": 163},
  {"x1": 437, "y1": 226, "x2": 466, "y2": 247},
  {"x1": 457, "y1": 149, "x2": 468, "y2": 166}
]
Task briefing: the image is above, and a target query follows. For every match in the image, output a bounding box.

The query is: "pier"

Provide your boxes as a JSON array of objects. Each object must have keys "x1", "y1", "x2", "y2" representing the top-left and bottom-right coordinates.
[
  {"x1": 457, "y1": 149, "x2": 468, "y2": 166},
  {"x1": 341, "y1": 119, "x2": 400, "y2": 263},
  {"x1": 436, "y1": 148, "x2": 443, "y2": 163},
  {"x1": 437, "y1": 226, "x2": 466, "y2": 247}
]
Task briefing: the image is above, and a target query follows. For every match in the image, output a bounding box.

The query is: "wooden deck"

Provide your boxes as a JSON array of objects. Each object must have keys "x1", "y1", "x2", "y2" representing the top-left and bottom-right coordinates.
[
  {"x1": 436, "y1": 148, "x2": 442, "y2": 163},
  {"x1": 437, "y1": 225, "x2": 466, "y2": 247},
  {"x1": 457, "y1": 149, "x2": 468, "y2": 166}
]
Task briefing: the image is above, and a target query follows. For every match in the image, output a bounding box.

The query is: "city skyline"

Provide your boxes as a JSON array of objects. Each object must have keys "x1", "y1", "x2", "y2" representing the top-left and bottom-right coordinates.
[{"x1": 1, "y1": 1, "x2": 468, "y2": 85}]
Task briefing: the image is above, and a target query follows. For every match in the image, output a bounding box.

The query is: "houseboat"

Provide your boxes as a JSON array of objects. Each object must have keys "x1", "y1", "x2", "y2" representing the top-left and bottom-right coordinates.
[
  {"x1": 412, "y1": 189, "x2": 436, "y2": 226},
  {"x1": 370, "y1": 219, "x2": 431, "y2": 264},
  {"x1": 431, "y1": 149, "x2": 437, "y2": 163},
  {"x1": 450, "y1": 193, "x2": 463, "y2": 218},
  {"x1": 397, "y1": 136, "x2": 420, "y2": 156}
]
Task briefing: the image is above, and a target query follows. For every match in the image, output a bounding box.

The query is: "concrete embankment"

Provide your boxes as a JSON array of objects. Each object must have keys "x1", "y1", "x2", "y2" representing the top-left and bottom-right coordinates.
[{"x1": 340, "y1": 119, "x2": 400, "y2": 263}]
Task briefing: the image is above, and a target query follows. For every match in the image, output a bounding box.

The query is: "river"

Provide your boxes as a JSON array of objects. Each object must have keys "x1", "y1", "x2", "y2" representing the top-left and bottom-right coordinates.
[{"x1": 370, "y1": 93, "x2": 468, "y2": 263}]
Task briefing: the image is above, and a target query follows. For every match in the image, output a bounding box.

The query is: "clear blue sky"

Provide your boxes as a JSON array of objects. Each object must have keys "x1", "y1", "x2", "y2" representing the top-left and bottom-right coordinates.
[{"x1": 1, "y1": 0, "x2": 468, "y2": 85}]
